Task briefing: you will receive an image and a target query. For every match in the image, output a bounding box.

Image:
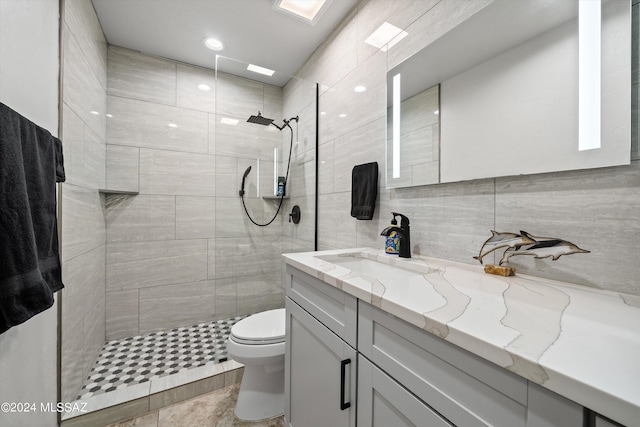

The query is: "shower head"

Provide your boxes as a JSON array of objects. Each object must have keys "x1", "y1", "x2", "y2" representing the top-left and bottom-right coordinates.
[{"x1": 247, "y1": 111, "x2": 274, "y2": 127}]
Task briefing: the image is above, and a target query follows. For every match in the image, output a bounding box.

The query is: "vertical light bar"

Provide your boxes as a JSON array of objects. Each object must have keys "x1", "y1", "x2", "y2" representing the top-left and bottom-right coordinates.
[
  {"x1": 273, "y1": 148, "x2": 278, "y2": 195},
  {"x1": 392, "y1": 73, "x2": 401, "y2": 178},
  {"x1": 579, "y1": 0, "x2": 601, "y2": 151},
  {"x1": 256, "y1": 158, "x2": 260, "y2": 197}
]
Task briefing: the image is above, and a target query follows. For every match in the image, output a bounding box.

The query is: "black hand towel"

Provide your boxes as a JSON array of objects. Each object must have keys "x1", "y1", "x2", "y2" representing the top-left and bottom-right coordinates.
[
  {"x1": 350, "y1": 162, "x2": 378, "y2": 220},
  {"x1": 0, "y1": 102, "x2": 65, "y2": 334}
]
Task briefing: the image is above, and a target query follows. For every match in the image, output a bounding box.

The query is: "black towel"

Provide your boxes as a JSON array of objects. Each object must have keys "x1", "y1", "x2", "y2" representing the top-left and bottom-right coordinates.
[
  {"x1": 350, "y1": 162, "x2": 378, "y2": 220},
  {"x1": 0, "y1": 102, "x2": 65, "y2": 334}
]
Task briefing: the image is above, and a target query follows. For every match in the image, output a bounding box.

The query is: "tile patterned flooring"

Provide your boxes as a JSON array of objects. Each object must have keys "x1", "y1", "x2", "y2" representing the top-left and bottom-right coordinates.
[
  {"x1": 78, "y1": 316, "x2": 247, "y2": 400},
  {"x1": 104, "y1": 384, "x2": 285, "y2": 427}
]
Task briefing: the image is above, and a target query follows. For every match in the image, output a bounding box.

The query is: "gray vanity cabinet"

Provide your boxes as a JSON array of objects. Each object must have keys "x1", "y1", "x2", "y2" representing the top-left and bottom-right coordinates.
[
  {"x1": 285, "y1": 264, "x2": 586, "y2": 427},
  {"x1": 285, "y1": 266, "x2": 358, "y2": 427},
  {"x1": 359, "y1": 302, "x2": 584, "y2": 427}
]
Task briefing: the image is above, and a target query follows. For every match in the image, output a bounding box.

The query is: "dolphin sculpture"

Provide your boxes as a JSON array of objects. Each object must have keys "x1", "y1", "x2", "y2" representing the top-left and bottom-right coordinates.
[
  {"x1": 498, "y1": 231, "x2": 590, "y2": 265},
  {"x1": 474, "y1": 231, "x2": 536, "y2": 264}
]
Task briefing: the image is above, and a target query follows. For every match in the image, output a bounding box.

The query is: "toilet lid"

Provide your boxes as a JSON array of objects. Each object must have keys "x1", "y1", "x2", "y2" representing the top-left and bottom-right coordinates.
[{"x1": 230, "y1": 308, "x2": 285, "y2": 344}]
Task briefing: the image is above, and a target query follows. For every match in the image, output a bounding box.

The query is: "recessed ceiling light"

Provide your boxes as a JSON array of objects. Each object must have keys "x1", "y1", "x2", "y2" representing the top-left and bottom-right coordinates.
[
  {"x1": 220, "y1": 118, "x2": 239, "y2": 126},
  {"x1": 203, "y1": 37, "x2": 224, "y2": 51},
  {"x1": 273, "y1": 0, "x2": 330, "y2": 25},
  {"x1": 339, "y1": 113, "x2": 347, "y2": 118},
  {"x1": 434, "y1": 110, "x2": 439, "y2": 115},
  {"x1": 90, "y1": 110, "x2": 99, "y2": 115},
  {"x1": 168, "y1": 123, "x2": 178, "y2": 128},
  {"x1": 354, "y1": 85, "x2": 366, "y2": 93},
  {"x1": 197, "y1": 84, "x2": 211, "y2": 91},
  {"x1": 106, "y1": 113, "x2": 113, "y2": 118},
  {"x1": 365, "y1": 22, "x2": 408, "y2": 52},
  {"x1": 247, "y1": 64, "x2": 275, "y2": 76}
]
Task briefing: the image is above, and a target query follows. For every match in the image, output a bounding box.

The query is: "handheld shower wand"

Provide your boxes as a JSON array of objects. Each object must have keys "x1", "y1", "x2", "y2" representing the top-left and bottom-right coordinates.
[
  {"x1": 239, "y1": 112, "x2": 299, "y2": 227},
  {"x1": 239, "y1": 166, "x2": 252, "y2": 197}
]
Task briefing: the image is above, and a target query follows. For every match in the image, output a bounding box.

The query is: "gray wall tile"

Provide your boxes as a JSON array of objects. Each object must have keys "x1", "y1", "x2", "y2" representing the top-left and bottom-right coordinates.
[
  {"x1": 108, "y1": 45, "x2": 176, "y2": 105},
  {"x1": 106, "y1": 290, "x2": 139, "y2": 340},
  {"x1": 61, "y1": 184, "x2": 105, "y2": 262},
  {"x1": 106, "y1": 144, "x2": 139, "y2": 192},
  {"x1": 106, "y1": 195, "x2": 176, "y2": 242},
  {"x1": 495, "y1": 161, "x2": 640, "y2": 295},
  {"x1": 177, "y1": 63, "x2": 216, "y2": 113},
  {"x1": 106, "y1": 239, "x2": 208, "y2": 291},
  {"x1": 139, "y1": 149, "x2": 215, "y2": 196},
  {"x1": 139, "y1": 281, "x2": 216, "y2": 334},
  {"x1": 62, "y1": 23, "x2": 107, "y2": 140},
  {"x1": 107, "y1": 96, "x2": 209, "y2": 153},
  {"x1": 176, "y1": 196, "x2": 215, "y2": 239}
]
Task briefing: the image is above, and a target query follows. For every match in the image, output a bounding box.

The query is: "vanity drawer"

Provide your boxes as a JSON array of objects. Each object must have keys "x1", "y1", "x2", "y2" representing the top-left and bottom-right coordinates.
[
  {"x1": 358, "y1": 302, "x2": 528, "y2": 427},
  {"x1": 286, "y1": 265, "x2": 357, "y2": 348}
]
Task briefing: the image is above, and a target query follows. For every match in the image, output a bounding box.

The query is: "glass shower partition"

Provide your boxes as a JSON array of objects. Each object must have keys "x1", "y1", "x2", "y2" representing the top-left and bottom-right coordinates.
[{"x1": 213, "y1": 56, "x2": 317, "y2": 319}]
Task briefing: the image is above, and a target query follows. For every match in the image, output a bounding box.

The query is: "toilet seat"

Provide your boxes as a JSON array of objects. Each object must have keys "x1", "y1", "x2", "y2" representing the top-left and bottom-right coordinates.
[{"x1": 230, "y1": 308, "x2": 285, "y2": 345}]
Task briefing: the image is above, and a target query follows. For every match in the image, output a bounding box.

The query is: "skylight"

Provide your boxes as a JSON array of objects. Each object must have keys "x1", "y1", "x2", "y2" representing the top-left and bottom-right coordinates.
[{"x1": 273, "y1": 0, "x2": 331, "y2": 25}]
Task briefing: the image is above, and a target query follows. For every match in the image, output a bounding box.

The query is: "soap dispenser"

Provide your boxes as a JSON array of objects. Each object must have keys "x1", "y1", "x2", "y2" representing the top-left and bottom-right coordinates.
[{"x1": 385, "y1": 217, "x2": 400, "y2": 255}]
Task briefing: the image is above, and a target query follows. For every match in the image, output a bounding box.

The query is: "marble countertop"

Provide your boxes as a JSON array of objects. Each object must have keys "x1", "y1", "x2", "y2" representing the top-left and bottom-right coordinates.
[{"x1": 283, "y1": 248, "x2": 640, "y2": 427}]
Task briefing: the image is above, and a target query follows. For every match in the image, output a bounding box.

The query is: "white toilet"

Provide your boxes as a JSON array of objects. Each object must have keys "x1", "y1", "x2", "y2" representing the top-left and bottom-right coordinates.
[{"x1": 226, "y1": 308, "x2": 286, "y2": 421}]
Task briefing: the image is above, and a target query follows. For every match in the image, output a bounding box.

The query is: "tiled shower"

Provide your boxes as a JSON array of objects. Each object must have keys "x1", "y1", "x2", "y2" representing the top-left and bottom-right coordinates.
[{"x1": 60, "y1": 0, "x2": 316, "y2": 406}]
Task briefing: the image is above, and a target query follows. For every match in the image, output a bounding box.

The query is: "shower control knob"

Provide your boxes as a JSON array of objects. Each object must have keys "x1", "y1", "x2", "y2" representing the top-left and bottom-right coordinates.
[{"x1": 289, "y1": 205, "x2": 301, "y2": 224}]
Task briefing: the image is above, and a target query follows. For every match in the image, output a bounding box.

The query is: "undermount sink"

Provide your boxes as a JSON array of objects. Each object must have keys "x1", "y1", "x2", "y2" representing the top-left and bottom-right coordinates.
[
  {"x1": 315, "y1": 251, "x2": 439, "y2": 284},
  {"x1": 314, "y1": 251, "x2": 445, "y2": 312}
]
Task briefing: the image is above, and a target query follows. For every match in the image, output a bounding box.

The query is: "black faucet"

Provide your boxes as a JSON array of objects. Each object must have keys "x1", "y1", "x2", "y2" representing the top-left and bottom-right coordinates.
[{"x1": 380, "y1": 212, "x2": 411, "y2": 258}]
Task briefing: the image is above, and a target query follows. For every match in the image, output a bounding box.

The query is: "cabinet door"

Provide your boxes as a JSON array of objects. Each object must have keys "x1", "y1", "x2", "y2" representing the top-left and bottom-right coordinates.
[
  {"x1": 285, "y1": 297, "x2": 356, "y2": 427},
  {"x1": 358, "y1": 355, "x2": 453, "y2": 427}
]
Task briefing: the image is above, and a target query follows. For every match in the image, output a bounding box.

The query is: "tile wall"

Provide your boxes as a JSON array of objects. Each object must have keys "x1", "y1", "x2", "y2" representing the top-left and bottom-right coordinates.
[
  {"x1": 104, "y1": 47, "x2": 316, "y2": 340},
  {"x1": 301, "y1": 0, "x2": 640, "y2": 297},
  {"x1": 60, "y1": 0, "x2": 108, "y2": 403}
]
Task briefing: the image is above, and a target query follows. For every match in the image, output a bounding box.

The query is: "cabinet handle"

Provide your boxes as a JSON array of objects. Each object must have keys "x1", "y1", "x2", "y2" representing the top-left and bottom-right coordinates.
[{"x1": 340, "y1": 358, "x2": 351, "y2": 410}]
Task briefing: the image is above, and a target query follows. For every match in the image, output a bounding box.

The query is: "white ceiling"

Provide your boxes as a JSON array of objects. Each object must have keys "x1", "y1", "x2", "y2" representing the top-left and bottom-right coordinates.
[{"x1": 91, "y1": 0, "x2": 358, "y2": 87}]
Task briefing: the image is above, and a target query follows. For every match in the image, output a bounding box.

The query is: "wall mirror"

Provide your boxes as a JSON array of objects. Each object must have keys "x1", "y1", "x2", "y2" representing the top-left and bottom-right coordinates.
[{"x1": 386, "y1": 0, "x2": 631, "y2": 188}]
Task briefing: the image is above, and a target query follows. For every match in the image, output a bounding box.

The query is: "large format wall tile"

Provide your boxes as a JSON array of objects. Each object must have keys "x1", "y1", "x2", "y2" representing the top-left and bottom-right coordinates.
[
  {"x1": 108, "y1": 46, "x2": 176, "y2": 105},
  {"x1": 176, "y1": 196, "x2": 215, "y2": 239},
  {"x1": 333, "y1": 117, "x2": 385, "y2": 193},
  {"x1": 106, "y1": 194, "x2": 176, "y2": 242},
  {"x1": 319, "y1": 50, "x2": 386, "y2": 143},
  {"x1": 61, "y1": 184, "x2": 105, "y2": 262},
  {"x1": 139, "y1": 148, "x2": 215, "y2": 196},
  {"x1": 139, "y1": 281, "x2": 217, "y2": 334},
  {"x1": 356, "y1": 0, "x2": 439, "y2": 65},
  {"x1": 64, "y1": 0, "x2": 107, "y2": 89},
  {"x1": 63, "y1": 23, "x2": 106, "y2": 140},
  {"x1": 236, "y1": 272, "x2": 283, "y2": 316},
  {"x1": 106, "y1": 290, "x2": 139, "y2": 340},
  {"x1": 214, "y1": 114, "x2": 281, "y2": 159},
  {"x1": 107, "y1": 96, "x2": 209, "y2": 153},
  {"x1": 60, "y1": 244, "x2": 106, "y2": 403},
  {"x1": 107, "y1": 239, "x2": 208, "y2": 291},
  {"x1": 495, "y1": 161, "x2": 640, "y2": 295},
  {"x1": 177, "y1": 63, "x2": 216, "y2": 113},
  {"x1": 216, "y1": 72, "x2": 264, "y2": 118},
  {"x1": 317, "y1": 192, "x2": 357, "y2": 250},
  {"x1": 106, "y1": 144, "x2": 139, "y2": 192},
  {"x1": 60, "y1": 0, "x2": 108, "y2": 405},
  {"x1": 297, "y1": 8, "x2": 358, "y2": 91}
]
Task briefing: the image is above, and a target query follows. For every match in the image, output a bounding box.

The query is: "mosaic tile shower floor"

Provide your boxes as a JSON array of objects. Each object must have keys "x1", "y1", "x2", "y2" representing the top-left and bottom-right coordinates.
[{"x1": 78, "y1": 316, "x2": 247, "y2": 400}]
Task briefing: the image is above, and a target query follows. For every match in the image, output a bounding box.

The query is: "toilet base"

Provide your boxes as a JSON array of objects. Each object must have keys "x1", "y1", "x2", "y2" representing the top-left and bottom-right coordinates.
[{"x1": 234, "y1": 363, "x2": 284, "y2": 421}]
